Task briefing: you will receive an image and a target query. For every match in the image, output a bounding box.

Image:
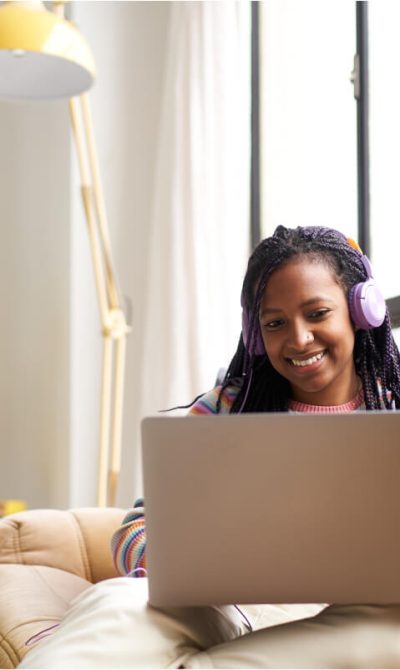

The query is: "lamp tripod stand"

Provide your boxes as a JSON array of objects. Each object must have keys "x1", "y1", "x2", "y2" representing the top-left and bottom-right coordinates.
[
  {"x1": 69, "y1": 93, "x2": 130, "y2": 507},
  {"x1": 0, "y1": 0, "x2": 130, "y2": 506}
]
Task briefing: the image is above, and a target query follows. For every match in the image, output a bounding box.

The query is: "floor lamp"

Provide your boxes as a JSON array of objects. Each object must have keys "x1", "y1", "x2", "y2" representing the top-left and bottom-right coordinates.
[{"x1": 0, "y1": 0, "x2": 130, "y2": 507}]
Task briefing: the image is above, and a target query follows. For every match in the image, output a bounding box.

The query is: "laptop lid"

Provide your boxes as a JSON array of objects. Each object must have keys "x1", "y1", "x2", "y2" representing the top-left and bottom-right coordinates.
[{"x1": 141, "y1": 412, "x2": 400, "y2": 607}]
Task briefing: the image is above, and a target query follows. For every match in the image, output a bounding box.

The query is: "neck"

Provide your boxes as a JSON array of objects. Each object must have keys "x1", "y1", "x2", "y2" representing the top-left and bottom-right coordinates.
[{"x1": 290, "y1": 372, "x2": 361, "y2": 407}]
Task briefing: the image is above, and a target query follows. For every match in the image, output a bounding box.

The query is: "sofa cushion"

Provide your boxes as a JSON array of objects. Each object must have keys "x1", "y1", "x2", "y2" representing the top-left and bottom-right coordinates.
[
  {"x1": 18, "y1": 577, "x2": 246, "y2": 669},
  {"x1": 0, "y1": 508, "x2": 125, "y2": 582},
  {"x1": 0, "y1": 563, "x2": 90, "y2": 669}
]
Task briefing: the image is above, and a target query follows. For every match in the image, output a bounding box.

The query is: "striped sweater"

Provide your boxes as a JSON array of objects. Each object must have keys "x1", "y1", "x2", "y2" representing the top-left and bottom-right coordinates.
[{"x1": 111, "y1": 498, "x2": 147, "y2": 577}]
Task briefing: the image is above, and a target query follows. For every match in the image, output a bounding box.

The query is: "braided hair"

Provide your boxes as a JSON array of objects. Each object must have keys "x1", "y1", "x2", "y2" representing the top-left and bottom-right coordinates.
[{"x1": 218, "y1": 225, "x2": 400, "y2": 413}]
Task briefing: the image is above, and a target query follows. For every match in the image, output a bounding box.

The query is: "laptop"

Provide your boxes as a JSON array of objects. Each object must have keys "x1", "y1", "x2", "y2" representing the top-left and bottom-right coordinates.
[{"x1": 141, "y1": 412, "x2": 400, "y2": 607}]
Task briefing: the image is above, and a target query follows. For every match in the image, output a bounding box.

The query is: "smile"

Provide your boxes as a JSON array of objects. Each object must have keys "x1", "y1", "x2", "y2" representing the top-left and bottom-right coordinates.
[{"x1": 290, "y1": 351, "x2": 326, "y2": 367}]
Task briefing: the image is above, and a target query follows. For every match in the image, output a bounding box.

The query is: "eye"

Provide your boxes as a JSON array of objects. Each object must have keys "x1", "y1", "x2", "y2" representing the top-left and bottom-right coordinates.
[
  {"x1": 308, "y1": 308, "x2": 331, "y2": 320},
  {"x1": 263, "y1": 319, "x2": 285, "y2": 331}
]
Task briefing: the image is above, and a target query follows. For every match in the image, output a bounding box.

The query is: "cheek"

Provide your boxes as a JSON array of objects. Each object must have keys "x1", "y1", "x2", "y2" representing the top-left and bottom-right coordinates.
[
  {"x1": 340, "y1": 302, "x2": 357, "y2": 333},
  {"x1": 263, "y1": 337, "x2": 282, "y2": 366},
  {"x1": 326, "y1": 322, "x2": 356, "y2": 357},
  {"x1": 332, "y1": 312, "x2": 356, "y2": 339}
]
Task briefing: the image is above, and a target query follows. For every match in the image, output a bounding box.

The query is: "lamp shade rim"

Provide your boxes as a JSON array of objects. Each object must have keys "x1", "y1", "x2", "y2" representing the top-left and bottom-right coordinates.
[{"x1": 0, "y1": 1, "x2": 96, "y2": 99}]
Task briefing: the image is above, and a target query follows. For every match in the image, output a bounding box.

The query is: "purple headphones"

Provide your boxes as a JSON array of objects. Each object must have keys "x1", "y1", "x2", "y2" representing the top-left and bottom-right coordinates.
[
  {"x1": 242, "y1": 250, "x2": 386, "y2": 355},
  {"x1": 348, "y1": 254, "x2": 386, "y2": 330}
]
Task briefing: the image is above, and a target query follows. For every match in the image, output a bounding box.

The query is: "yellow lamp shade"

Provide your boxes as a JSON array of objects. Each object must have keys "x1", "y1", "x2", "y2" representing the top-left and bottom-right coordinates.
[{"x1": 0, "y1": 1, "x2": 96, "y2": 100}]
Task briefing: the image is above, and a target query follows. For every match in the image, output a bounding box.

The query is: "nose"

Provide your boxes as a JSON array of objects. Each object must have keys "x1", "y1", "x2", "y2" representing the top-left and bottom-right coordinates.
[{"x1": 287, "y1": 320, "x2": 314, "y2": 350}]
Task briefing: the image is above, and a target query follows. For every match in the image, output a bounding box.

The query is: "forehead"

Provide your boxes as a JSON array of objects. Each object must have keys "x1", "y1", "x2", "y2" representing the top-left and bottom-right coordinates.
[{"x1": 261, "y1": 256, "x2": 344, "y2": 305}]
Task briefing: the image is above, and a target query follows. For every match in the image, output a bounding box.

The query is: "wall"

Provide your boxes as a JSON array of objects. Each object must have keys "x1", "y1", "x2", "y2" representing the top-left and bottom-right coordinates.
[
  {"x1": 0, "y1": 1, "x2": 170, "y2": 509},
  {"x1": 0, "y1": 99, "x2": 71, "y2": 508}
]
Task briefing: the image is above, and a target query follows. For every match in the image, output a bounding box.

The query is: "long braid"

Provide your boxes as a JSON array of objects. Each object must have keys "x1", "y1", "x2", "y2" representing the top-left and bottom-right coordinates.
[
  {"x1": 228, "y1": 242, "x2": 291, "y2": 412},
  {"x1": 216, "y1": 336, "x2": 247, "y2": 413},
  {"x1": 217, "y1": 225, "x2": 400, "y2": 413},
  {"x1": 378, "y1": 313, "x2": 400, "y2": 408},
  {"x1": 356, "y1": 331, "x2": 380, "y2": 409}
]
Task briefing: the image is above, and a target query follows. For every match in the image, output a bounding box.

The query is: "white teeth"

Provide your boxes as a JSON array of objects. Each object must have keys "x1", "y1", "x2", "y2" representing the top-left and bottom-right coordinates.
[{"x1": 291, "y1": 352, "x2": 325, "y2": 367}]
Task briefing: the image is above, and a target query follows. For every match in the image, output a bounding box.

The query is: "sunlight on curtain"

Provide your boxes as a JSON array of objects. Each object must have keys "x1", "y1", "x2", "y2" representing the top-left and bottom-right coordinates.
[{"x1": 139, "y1": 2, "x2": 251, "y2": 424}]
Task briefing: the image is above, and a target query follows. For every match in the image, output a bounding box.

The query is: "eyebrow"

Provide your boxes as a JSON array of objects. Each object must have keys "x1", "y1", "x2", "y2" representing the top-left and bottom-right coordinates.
[{"x1": 260, "y1": 297, "x2": 335, "y2": 317}]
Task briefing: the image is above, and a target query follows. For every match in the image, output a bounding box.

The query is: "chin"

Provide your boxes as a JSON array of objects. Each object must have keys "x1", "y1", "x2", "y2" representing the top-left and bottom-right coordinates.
[{"x1": 291, "y1": 379, "x2": 332, "y2": 399}]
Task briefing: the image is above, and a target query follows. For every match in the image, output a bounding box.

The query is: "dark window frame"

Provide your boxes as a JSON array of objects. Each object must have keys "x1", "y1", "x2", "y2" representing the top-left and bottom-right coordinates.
[{"x1": 355, "y1": 1, "x2": 370, "y2": 255}]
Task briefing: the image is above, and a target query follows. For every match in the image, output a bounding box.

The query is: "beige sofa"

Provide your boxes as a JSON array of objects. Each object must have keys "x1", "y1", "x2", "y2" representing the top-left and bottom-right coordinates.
[{"x1": 0, "y1": 507, "x2": 125, "y2": 669}]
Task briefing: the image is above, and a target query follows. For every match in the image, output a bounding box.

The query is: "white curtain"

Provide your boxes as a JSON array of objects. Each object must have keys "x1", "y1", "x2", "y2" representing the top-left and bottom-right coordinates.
[
  {"x1": 140, "y1": 0, "x2": 251, "y2": 412},
  {"x1": 135, "y1": 0, "x2": 251, "y2": 488}
]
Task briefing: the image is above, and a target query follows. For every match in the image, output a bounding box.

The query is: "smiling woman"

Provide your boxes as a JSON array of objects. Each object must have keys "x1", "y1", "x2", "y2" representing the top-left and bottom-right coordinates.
[{"x1": 189, "y1": 225, "x2": 400, "y2": 415}]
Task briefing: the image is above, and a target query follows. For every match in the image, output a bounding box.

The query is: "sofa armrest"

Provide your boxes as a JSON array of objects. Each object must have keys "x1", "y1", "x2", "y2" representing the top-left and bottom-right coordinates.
[{"x1": 0, "y1": 507, "x2": 126, "y2": 582}]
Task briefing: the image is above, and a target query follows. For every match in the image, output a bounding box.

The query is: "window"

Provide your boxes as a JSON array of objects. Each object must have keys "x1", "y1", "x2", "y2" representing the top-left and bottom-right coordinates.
[
  {"x1": 256, "y1": 1, "x2": 400, "y2": 342},
  {"x1": 369, "y1": 1, "x2": 400, "y2": 341},
  {"x1": 258, "y1": 1, "x2": 357, "y2": 240}
]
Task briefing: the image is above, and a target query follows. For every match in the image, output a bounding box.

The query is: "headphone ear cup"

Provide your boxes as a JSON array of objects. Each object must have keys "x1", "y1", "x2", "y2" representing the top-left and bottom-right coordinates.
[
  {"x1": 241, "y1": 306, "x2": 265, "y2": 355},
  {"x1": 349, "y1": 279, "x2": 386, "y2": 330}
]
